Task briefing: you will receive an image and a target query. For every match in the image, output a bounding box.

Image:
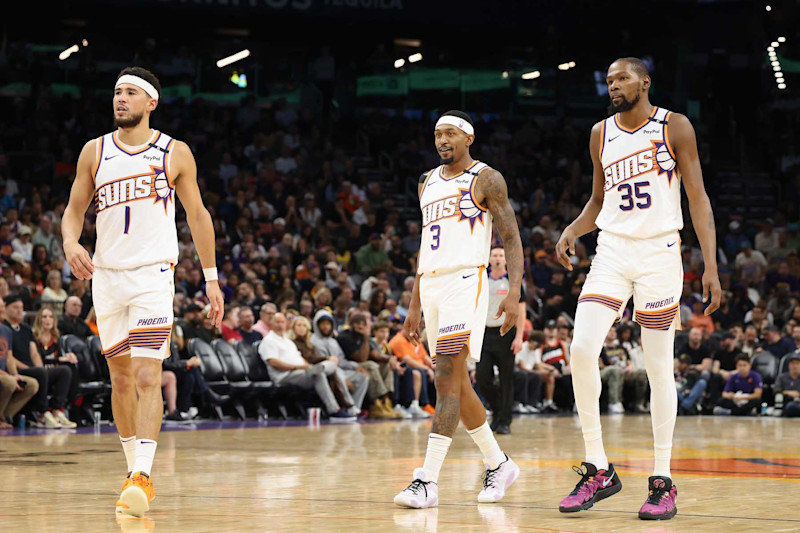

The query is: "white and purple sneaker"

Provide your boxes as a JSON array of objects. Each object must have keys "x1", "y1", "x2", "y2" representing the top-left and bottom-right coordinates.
[
  {"x1": 477, "y1": 454, "x2": 520, "y2": 503},
  {"x1": 394, "y1": 468, "x2": 439, "y2": 509}
]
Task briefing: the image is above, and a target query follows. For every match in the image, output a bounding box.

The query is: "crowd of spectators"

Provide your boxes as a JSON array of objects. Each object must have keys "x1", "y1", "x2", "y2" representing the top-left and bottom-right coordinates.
[{"x1": 0, "y1": 71, "x2": 799, "y2": 427}]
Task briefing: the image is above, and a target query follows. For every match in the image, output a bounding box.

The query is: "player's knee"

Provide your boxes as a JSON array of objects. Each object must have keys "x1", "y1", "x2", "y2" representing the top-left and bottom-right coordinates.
[
  {"x1": 134, "y1": 365, "x2": 162, "y2": 390},
  {"x1": 568, "y1": 337, "x2": 595, "y2": 363},
  {"x1": 111, "y1": 370, "x2": 135, "y2": 392}
]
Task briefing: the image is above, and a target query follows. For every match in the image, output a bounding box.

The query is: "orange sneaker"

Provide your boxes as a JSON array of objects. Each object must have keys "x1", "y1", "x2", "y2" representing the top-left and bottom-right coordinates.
[
  {"x1": 422, "y1": 404, "x2": 436, "y2": 415},
  {"x1": 116, "y1": 472, "x2": 155, "y2": 517},
  {"x1": 115, "y1": 473, "x2": 133, "y2": 513}
]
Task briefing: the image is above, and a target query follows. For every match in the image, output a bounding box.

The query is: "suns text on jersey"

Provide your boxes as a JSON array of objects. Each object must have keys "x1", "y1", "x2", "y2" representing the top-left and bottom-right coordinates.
[
  {"x1": 603, "y1": 148, "x2": 654, "y2": 191},
  {"x1": 95, "y1": 176, "x2": 156, "y2": 212},
  {"x1": 421, "y1": 195, "x2": 459, "y2": 228}
]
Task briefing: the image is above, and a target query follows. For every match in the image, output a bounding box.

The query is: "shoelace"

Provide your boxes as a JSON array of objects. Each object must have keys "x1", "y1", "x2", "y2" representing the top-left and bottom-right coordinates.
[
  {"x1": 482, "y1": 466, "x2": 500, "y2": 489},
  {"x1": 405, "y1": 479, "x2": 429, "y2": 497},
  {"x1": 568, "y1": 465, "x2": 596, "y2": 496},
  {"x1": 646, "y1": 487, "x2": 669, "y2": 505}
]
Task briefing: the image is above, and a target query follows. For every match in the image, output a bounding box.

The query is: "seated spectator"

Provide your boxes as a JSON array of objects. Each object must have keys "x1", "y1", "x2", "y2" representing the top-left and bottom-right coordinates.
[
  {"x1": 775, "y1": 352, "x2": 800, "y2": 417},
  {"x1": 33, "y1": 308, "x2": 80, "y2": 422},
  {"x1": 759, "y1": 324, "x2": 794, "y2": 358},
  {"x1": 4, "y1": 294, "x2": 74, "y2": 428},
  {"x1": 237, "y1": 306, "x2": 263, "y2": 344},
  {"x1": 513, "y1": 331, "x2": 544, "y2": 413},
  {"x1": 740, "y1": 325, "x2": 761, "y2": 357},
  {"x1": 41, "y1": 270, "x2": 68, "y2": 315},
  {"x1": 58, "y1": 296, "x2": 92, "y2": 340},
  {"x1": 259, "y1": 312, "x2": 354, "y2": 420},
  {"x1": 540, "y1": 320, "x2": 573, "y2": 411},
  {"x1": 714, "y1": 354, "x2": 763, "y2": 416},
  {"x1": 337, "y1": 312, "x2": 399, "y2": 419},
  {"x1": 0, "y1": 309, "x2": 38, "y2": 427},
  {"x1": 385, "y1": 322, "x2": 433, "y2": 418},
  {"x1": 676, "y1": 327, "x2": 712, "y2": 380},
  {"x1": 288, "y1": 316, "x2": 359, "y2": 416},
  {"x1": 160, "y1": 368, "x2": 182, "y2": 422},
  {"x1": 690, "y1": 301, "x2": 715, "y2": 334},
  {"x1": 11, "y1": 225, "x2": 33, "y2": 263},
  {"x1": 675, "y1": 354, "x2": 707, "y2": 415},
  {"x1": 253, "y1": 303, "x2": 276, "y2": 338},
  {"x1": 708, "y1": 331, "x2": 740, "y2": 406},
  {"x1": 310, "y1": 309, "x2": 369, "y2": 413},
  {"x1": 221, "y1": 305, "x2": 243, "y2": 342}
]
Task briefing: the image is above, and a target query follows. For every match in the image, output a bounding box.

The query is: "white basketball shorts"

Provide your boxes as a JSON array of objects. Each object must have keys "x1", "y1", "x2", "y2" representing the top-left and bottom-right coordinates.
[
  {"x1": 93, "y1": 262, "x2": 175, "y2": 360},
  {"x1": 419, "y1": 265, "x2": 489, "y2": 362},
  {"x1": 578, "y1": 230, "x2": 683, "y2": 330}
]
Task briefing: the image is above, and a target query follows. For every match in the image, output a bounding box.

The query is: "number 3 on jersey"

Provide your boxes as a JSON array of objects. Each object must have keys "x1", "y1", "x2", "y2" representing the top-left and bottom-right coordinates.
[
  {"x1": 430, "y1": 224, "x2": 440, "y2": 250},
  {"x1": 618, "y1": 181, "x2": 651, "y2": 211}
]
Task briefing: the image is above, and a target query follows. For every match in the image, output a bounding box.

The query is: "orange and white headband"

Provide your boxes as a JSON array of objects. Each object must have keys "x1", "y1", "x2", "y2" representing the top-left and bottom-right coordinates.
[
  {"x1": 435, "y1": 115, "x2": 474, "y2": 136},
  {"x1": 115, "y1": 75, "x2": 159, "y2": 100}
]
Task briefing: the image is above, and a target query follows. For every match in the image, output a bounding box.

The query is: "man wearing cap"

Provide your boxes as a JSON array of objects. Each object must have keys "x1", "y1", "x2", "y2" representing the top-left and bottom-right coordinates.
[
  {"x1": 476, "y1": 245, "x2": 527, "y2": 434},
  {"x1": 708, "y1": 331, "x2": 741, "y2": 406},
  {"x1": 11, "y1": 225, "x2": 32, "y2": 263},
  {"x1": 775, "y1": 352, "x2": 800, "y2": 417},
  {"x1": 734, "y1": 241, "x2": 767, "y2": 285},
  {"x1": 61, "y1": 66, "x2": 224, "y2": 517}
]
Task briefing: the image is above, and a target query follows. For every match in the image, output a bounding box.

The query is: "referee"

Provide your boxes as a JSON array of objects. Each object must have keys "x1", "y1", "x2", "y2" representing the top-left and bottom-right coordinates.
[{"x1": 477, "y1": 245, "x2": 526, "y2": 435}]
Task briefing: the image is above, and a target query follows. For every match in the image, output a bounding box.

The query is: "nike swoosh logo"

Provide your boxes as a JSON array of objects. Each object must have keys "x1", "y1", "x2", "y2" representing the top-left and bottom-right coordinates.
[
  {"x1": 462, "y1": 274, "x2": 475, "y2": 279},
  {"x1": 667, "y1": 242, "x2": 676, "y2": 247},
  {"x1": 427, "y1": 180, "x2": 438, "y2": 186},
  {"x1": 602, "y1": 472, "x2": 615, "y2": 487},
  {"x1": 104, "y1": 154, "x2": 119, "y2": 160},
  {"x1": 160, "y1": 267, "x2": 170, "y2": 272},
  {"x1": 608, "y1": 135, "x2": 620, "y2": 142}
]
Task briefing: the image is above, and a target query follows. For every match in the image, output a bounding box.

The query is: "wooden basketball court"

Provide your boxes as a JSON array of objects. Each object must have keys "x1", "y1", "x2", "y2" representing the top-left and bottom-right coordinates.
[{"x1": 2, "y1": 415, "x2": 799, "y2": 532}]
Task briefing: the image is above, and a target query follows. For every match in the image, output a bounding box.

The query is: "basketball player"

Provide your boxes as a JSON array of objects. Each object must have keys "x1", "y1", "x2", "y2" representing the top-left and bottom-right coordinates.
[
  {"x1": 62, "y1": 67, "x2": 224, "y2": 517},
  {"x1": 394, "y1": 111, "x2": 523, "y2": 508},
  {"x1": 555, "y1": 58, "x2": 721, "y2": 520}
]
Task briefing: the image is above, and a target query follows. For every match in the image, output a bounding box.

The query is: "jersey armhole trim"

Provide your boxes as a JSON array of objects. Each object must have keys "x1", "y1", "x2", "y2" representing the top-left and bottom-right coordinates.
[
  {"x1": 469, "y1": 172, "x2": 488, "y2": 212},
  {"x1": 599, "y1": 119, "x2": 607, "y2": 161},
  {"x1": 663, "y1": 111, "x2": 677, "y2": 160},
  {"x1": 92, "y1": 136, "x2": 104, "y2": 184},
  {"x1": 164, "y1": 139, "x2": 176, "y2": 187},
  {"x1": 419, "y1": 168, "x2": 435, "y2": 197}
]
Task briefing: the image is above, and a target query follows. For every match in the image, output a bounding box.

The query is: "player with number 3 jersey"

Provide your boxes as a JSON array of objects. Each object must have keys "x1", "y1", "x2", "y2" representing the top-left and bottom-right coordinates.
[
  {"x1": 61, "y1": 66, "x2": 224, "y2": 518},
  {"x1": 555, "y1": 57, "x2": 721, "y2": 520}
]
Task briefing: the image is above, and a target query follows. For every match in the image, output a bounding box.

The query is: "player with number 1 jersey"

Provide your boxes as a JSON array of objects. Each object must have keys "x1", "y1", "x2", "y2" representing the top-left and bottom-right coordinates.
[{"x1": 555, "y1": 57, "x2": 721, "y2": 521}]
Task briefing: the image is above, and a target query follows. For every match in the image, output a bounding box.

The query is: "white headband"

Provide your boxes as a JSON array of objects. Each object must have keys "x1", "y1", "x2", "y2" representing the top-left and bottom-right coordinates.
[
  {"x1": 115, "y1": 74, "x2": 159, "y2": 100},
  {"x1": 435, "y1": 115, "x2": 474, "y2": 136}
]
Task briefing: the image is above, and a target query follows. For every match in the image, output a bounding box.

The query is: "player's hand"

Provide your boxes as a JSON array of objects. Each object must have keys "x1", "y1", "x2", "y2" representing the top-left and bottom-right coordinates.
[
  {"x1": 495, "y1": 294, "x2": 519, "y2": 336},
  {"x1": 403, "y1": 305, "x2": 422, "y2": 346},
  {"x1": 702, "y1": 269, "x2": 722, "y2": 316},
  {"x1": 555, "y1": 227, "x2": 577, "y2": 271},
  {"x1": 64, "y1": 241, "x2": 94, "y2": 280},
  {"x1": 511, "y1": 337, "x2": 524, "y2": 355},
  {"x1": 205, "y1": 281, "x2": 225, "y2": 328}
]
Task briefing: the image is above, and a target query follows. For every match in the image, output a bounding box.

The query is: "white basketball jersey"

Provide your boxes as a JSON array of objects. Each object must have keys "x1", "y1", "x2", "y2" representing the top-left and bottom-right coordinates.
[
  {"x1": 595, "y1": 106, "x2": 683, "y2": 239},
  {"x1": 417, "y1": 161, "x2": 493, "y2": 275},
  {"x1": 92, "y1": 129, "x2": 179, "y2": 270}
]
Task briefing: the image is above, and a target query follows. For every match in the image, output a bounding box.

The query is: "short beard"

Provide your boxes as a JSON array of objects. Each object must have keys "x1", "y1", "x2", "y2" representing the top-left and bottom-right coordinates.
[
  {"x1": 607, "y1": 93, "x2": 640, "y2": 115},
  {"x1": 114, "y1": 110, "x2": 144, "y2": 128},
  {"x1": 439, "y1": 156, "x2": 454, "y2": 165}
]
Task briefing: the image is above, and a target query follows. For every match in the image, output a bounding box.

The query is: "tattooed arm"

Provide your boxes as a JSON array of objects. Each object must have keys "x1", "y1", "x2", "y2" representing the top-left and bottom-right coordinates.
[
  {"x1": 671, "y1": 113, "x2": 720, "y2": 315},
  {"x1": 474, "y1": 168, "x2": 524, "y2": 335}
]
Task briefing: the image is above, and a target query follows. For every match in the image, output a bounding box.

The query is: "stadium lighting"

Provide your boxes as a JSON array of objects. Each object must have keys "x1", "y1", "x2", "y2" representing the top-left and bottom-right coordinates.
[
  {"x1": 568, "y1": 61, "x2": 576, "y2": 68},
  {"x1": 769, "y1": 52, "x2": 777, "y2": 58},
  {"x1": 408, "y1": 53, "x2": 422, "y2": 63},
  {"x1": 774, "y1": 66, "x2": 782, "y2": 71},
  {"x1": 521, "y1": 70, "x2": 541, "y2": 79},
  {"x1": 81, "y1": 39, "x2": 88, "y2": 47},
  {"x1": 766, "y1": 5, "x2": 771, "y2": 11},
  {"x1": 768, "y1": 47, "x2": 774, "y2": 52},
  {"x1": 502, "y1": 71, "x2": 509, "y2": 79},
  {"x1": 778, "y1": 83, "x2": 786, "y2": 89},
  {"x1": 216, "y1": 49, "x2": 250, "y2": 68},
  {"x1": 778, "y1": 37, "x2": 786, "y2": 42},
  {"x1": 771, "y1": 60, "x2": 780, "y2": 67},
  {"x1": 775, "y1": 71, "x2": 783, "y2": 78},
  {"x1": 58, "y1": 44, "x2": 79, "y2": 61},
  {"x1": 771, "y1": 41, "x2": 779, "y2": 47},
  {"x1": 558, "y1": 63, "x2": 569, "y2": 71},
  {"x1": 394, "y1": 58, "x2": 405, "y2": 69}
]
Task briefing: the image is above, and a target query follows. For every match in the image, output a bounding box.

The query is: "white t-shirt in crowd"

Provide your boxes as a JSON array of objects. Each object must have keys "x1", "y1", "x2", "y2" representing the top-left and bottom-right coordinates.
[
  {"x1": 259, "y1": 331, "x2": 306, "y2": 384},
  {"x1": 516, "y1": 343, "x2": 542, "y2": 372}
]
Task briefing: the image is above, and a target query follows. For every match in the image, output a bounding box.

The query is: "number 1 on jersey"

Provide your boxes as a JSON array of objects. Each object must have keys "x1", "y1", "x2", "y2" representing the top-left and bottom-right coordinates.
[
  {"x1": 430, "y1": 224, "x2": 440, "y2": 250},
  {"x1": 124, "y1": 206, "x2": 131, "y2": 234}
]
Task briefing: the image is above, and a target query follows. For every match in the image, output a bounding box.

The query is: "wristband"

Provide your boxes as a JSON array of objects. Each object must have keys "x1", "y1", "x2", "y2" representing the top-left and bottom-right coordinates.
[{"x1": 203, "y1": 267, "x2": 218, "y2": 281}]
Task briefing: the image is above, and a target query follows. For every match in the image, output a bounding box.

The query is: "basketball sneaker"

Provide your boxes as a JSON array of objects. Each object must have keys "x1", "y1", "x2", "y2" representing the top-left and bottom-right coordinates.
[
  {"x1": 53, "y1": 409, "x2": 78, "y2": 428},
  {"x1": 394, "y1": 468, "x2": 438, "y2": 508},
  {"x1": 116, "y1": 471, "x2": 155, "y2": 517},
  {"x1": 477, "y1": 454, "x2": 519, "y2": 503},
  {"x1": 638, "y1": 476, "x2": 678, "y2": 520},
  {"x1": 422, "y1": 404, "x2": 436, "y2": 416},
  {"x1": 407, "y1": 403, "x2": 431, "y2": 419},
  {"x1": 115, "y1": 473, "x2": 133, "y2": 514},
  {"x1": 559, "y1": 462, "x2": 622, "y2": 513}
]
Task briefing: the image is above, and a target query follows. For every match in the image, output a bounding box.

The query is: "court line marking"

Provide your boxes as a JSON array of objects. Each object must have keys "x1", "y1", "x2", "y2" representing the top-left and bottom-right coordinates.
[{"x1": 2, "y1": 490, "x2": 799, "y2": 524}]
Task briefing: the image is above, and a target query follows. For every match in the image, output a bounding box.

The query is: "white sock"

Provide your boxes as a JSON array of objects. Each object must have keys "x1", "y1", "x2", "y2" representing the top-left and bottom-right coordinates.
[
  {"x1": 410, "y1": 400, "x2": 420, "y2": 408},
  {"x1": 641, "y1": 325, "x2": 678, "y2": 479},
  {"x1": 571, "y1": 303, "x2": 618, "y2": 471},
  {"x1": 421, "y1": 433, "x2": 452, "y2": 483},
  {"x1": 467, "y1": 421, "x2": 506, "y2": 470},
  {"x1": 119, "y1": 435, "x2": 136, "y2": 473},
  {"x1": 542, "y1": 399, "x2": 553, "y2": 407},
  {"x1": 132, "y1": 439, "x2": 158, "y2": 476}
]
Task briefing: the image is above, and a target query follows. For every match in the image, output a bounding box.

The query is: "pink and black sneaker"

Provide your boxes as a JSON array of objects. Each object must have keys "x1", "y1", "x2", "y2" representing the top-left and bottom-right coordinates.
[
  {"x1": 559, "y1": 462, "x2": 622, "y2": 513},
  {"x1": 638, "y1": 476, "x2": 678, "y2": 520}
]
